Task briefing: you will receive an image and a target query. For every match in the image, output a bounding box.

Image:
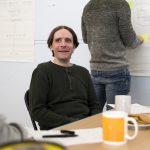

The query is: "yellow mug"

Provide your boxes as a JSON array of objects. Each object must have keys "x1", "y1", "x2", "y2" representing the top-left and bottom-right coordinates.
[{"x1": 102, "y1": 111, "x2": 138, "y2": 145}]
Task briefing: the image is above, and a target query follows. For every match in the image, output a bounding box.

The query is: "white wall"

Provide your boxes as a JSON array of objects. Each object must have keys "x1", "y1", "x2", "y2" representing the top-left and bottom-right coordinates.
[{"x1": 130, "y1": 76, "x2": 150, "y2": 105}]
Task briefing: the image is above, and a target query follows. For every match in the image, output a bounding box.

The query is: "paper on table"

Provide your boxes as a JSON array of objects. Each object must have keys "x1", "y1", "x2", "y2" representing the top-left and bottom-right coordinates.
[
  {"x1": 26, "y1": 127, "x2": 102, "y2": 146},
  {"x1": 108, "y1": 103, "x2": 150, "y2": 114}
]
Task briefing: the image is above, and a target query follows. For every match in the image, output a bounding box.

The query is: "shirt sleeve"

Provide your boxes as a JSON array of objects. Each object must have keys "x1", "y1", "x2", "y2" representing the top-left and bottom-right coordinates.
[
  {"x1": 81, "y1": 14, "x2": 88, "y2": 44},
  {"x1": 117, "y1": 1, "x2": 143, "y2": 48},
  {"x1": 85, "y1": 71, "x2": 100, "y2": 115}
]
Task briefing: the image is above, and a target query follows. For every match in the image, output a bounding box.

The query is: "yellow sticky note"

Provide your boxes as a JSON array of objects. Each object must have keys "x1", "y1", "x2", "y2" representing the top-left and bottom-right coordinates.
[
  {"x1": 141, "y1": 34, "x2": 149, "y2": 42},
  {"x1": 128, "y1": 0, "x2": 134, "y2": 9}
]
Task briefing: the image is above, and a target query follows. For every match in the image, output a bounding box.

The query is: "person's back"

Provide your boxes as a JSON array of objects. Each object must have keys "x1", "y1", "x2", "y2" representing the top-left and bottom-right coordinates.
[
  {"x1": 81, "y1": 0, "x2": 143, "y2": 112},
  {"x1": 82, "y1": 0, "x2": 142, "y2": 71}
]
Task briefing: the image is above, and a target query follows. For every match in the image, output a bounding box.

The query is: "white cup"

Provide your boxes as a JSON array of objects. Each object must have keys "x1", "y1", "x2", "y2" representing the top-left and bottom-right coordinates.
[
  {"x1": 115, "y1": 95, "x2": 131, "y2": 114},
  {"x1": 102, "y1": 111, "x2": 138, "y2": 145}
]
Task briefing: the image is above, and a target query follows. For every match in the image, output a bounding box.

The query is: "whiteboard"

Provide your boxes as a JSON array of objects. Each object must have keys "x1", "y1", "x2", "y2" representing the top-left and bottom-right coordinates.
[
  {"x1": 36, "y1": 0, "x2": 90, "y2": 41},
  {"x1": 126, "y1": 0, "x2": 150, "y2": 76}
]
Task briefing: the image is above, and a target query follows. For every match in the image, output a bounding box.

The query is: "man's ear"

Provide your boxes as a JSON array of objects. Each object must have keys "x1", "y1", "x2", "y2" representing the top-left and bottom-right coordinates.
[
  {"x1": 49, "y1": 47, "x2": 53, "y2": 52},
  {"x1": 51, "y1": 50, "x2": 54, "y2": 57},
  {"x1": 49, "y1": 47, "x2": 54, "y2": 57},
  {"x1": 72, "y1": 44, "x2": 75, "y2": 50}
]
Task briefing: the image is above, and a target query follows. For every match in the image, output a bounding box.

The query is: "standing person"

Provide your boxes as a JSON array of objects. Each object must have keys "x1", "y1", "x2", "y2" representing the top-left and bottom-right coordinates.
[
  {"x1": 29, "y1": 26, "x2": 100, "y2": 130},
  {"x1": 81, "y1": 0, "x2": 144, "y2": 112}
]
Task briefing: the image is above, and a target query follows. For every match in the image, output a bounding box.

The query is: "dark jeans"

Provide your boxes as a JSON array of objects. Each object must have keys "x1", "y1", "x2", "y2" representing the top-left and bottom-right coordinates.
[{"x1": 91, "y1": 68, "x2": 131, "y2": 112}]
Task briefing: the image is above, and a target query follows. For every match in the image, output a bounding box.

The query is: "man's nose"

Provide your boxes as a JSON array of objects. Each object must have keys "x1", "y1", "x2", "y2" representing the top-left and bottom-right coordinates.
[{"x1": 60, "y1": 40, "x2": 66, "y2": 46}]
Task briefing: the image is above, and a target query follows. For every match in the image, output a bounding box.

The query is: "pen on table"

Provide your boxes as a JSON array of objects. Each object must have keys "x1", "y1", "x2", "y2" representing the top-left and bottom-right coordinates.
[
  {"x1": 60, "y1": 130, "x2": 75, "y2": 135},
  {"x1": 42, "y1": 130, "x2": 78, "y2": 138},
  {"x1": 42, "y1": 134, "x2": 78, "y2": 138}
]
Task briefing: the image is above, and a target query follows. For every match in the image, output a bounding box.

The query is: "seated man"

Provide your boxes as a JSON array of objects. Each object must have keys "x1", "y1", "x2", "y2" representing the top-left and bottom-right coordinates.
[
  {"x1": 29, "y1": 25, "x2": 100, "y2": 130},
  {"x1": 0, "y1": 114, "x2": 28, "y2": 145}
]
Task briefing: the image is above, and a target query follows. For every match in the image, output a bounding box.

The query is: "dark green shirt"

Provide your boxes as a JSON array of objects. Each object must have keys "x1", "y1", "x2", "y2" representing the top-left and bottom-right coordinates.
[{"x1": 29, "y1": 61, "x2": 100, "y2": 130}]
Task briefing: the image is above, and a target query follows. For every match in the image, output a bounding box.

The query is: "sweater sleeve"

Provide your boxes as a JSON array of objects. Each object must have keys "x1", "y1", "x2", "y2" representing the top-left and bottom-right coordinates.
[
  {"x1": 81, "y1": 14, "x2": 88, "y2": 44},
  {"x1": 85, "y1": 71, "x2": 100, "y2": 115},
  {"x1": 117, "y1": 1, "x2": 143, "y2": 48},
  {"x1": 29, "y1": 66, "x2": 78, "y2": 129}
]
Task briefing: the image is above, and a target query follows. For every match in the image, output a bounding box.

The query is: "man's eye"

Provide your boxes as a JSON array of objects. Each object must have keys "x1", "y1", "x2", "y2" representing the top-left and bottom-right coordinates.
[
  {"x1": 55, "y1": 39, "x2": 61, "y2": 42},
  {"x1": 65, "y1": 38, "x2": 72, "y2": 43}
]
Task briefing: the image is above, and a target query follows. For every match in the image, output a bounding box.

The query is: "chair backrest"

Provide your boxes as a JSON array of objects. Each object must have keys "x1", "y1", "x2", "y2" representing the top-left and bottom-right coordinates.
[{"x1": 24, "y1": 90, "x2": 38, "y2": 130}]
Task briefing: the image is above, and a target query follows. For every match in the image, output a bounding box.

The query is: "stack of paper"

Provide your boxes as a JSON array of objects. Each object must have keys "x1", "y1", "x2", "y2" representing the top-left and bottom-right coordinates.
[
  {"x1": 130, "y1": 103, "x2": 150, "y2": 114},
  {"x1": 26, "y1": 127, "x2": 102, "y2": 146},
  {"x1": 108, "y1": 103, "x2": 150, "y2": 114}
]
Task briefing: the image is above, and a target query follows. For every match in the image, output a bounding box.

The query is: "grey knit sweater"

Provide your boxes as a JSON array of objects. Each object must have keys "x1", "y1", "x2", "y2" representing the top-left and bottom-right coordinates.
[
  {"x1": 0, "y1": 114, "x2": 28, "y2": 145},
  {"x1": 81, "y1": 0, "x2": 143, "y2": 71}
]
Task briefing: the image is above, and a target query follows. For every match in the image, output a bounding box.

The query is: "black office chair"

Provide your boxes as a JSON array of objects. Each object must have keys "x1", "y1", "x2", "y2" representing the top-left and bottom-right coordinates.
[{"x1": 24, "y1": 90, "x2": 38, "y2": 130}]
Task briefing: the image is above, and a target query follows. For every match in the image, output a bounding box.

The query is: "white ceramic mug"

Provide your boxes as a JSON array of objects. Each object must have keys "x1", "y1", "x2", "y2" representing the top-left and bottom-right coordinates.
[
  {"x1": 102, "y1": 111, "x2": 138, "y2": 145},
  {"x1": 115, "y1": 95, "x2": 131, "y2": 114}
]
